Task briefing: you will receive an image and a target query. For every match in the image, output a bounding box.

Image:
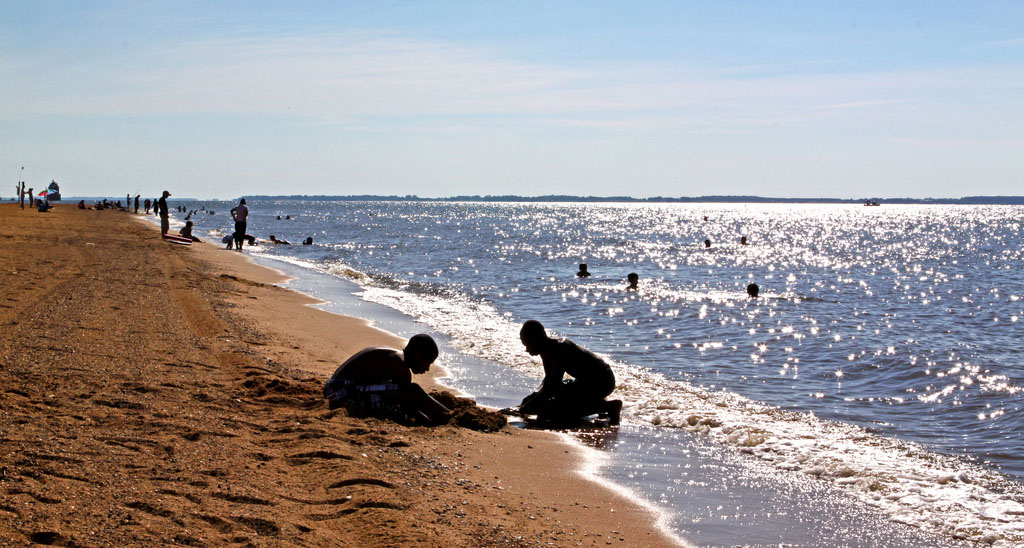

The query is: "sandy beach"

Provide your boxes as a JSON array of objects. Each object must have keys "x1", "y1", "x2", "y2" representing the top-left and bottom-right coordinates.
[{"x1": 0, "y1": 203, "x2": 681, "y2": 548}]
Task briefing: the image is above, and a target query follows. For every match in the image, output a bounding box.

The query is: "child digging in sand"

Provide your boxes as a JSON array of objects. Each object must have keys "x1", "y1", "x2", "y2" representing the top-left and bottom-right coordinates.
[
  {"x1": 506, "y1": 320, "x2": 622, "y2": 425},
  {"x1": 322, "y1": 334, "x2": 451, "y2": 425}
]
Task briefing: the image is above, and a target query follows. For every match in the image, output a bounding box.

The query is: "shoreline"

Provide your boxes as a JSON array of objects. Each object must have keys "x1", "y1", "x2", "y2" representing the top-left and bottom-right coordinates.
[
  {"x1": 175, "y1": 213, "x2": 689, "y2": 545},
  {"x1": 128, "y1": 202, "x2": 1021, "y2": 548},
  {"x1": 1, "y1": 204, "x2": 684, "y2": 548}
]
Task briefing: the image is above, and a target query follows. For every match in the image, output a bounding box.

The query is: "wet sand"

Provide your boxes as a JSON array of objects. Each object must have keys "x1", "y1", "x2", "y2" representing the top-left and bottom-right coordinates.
[{"x1": 0, "y1": 203, "x2": 683, "y2": 548}]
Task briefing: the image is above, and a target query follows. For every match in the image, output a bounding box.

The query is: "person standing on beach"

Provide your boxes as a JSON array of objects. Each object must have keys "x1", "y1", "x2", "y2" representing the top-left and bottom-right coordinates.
[
  {"x1": 27, "y1": 188, "x2": 33, "y2": 208},
  {"x1": 18, "y1": 182, "x2": 25, "y2": 209},
  {"x1": 134, "y1": 195, "x2": 140, "y2": 214},
  {"x1": 230, "y1": 198, "x2": 249, "y2": 252},
  {"x1": 323, "y1": 334, "x2": 451, "y2": 425},
  {"x1": 157, "y1": 190, "x2": 170, "y2": 234},
  {"x1": 143, "y1": 198, "x2": 151, "y2": 214},
  {"x1": 509, "y1": 320, "x2": 622, "y2": 425}
]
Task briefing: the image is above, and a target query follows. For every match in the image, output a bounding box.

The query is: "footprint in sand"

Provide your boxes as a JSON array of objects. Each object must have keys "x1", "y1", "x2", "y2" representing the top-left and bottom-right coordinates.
[
  {"x1": 327, "y1": 477, "x2": 394, "y2": 489},
  {"x1": 286, "y1": 451, "x2": 352, "y2": 466},
  {"x1": 194, "y1": 514, "x2": 234, "y2": 533},
  {"x1": 230, "y1": 516, "x2": 279, "y2": 536},
  {"x1": 210, "y1": 492, "x2": 275, "y2": 506},
  {"x1": 126, "y1": 501, "x2": 174, "y2": 519},
  {"x1": 28, "y1": 531, "x2": 66, "y2": 546},
  {"x1": 8, "y1": 489, "x2": 62, "y2": 504}
]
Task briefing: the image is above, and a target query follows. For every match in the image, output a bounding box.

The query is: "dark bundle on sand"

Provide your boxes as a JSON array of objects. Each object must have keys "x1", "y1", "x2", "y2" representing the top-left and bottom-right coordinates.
[{"x1": 430, "y1": 391, "x2": 508, "y2": 432}]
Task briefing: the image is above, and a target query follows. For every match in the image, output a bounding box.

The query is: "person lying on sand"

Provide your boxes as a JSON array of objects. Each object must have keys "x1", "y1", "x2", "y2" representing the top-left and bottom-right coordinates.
[
  {"x1": 323, "y1": 334, "x2": 451, "y2": 426},
  {"x1": 505, "y1": 320, "x2": 622, "y2": 425}
]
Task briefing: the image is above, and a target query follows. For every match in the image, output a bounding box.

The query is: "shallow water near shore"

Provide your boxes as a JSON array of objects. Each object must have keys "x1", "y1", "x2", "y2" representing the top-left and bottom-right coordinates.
[{"x1": 163, "y1": 201, "x2": 1023, "y2": 547}]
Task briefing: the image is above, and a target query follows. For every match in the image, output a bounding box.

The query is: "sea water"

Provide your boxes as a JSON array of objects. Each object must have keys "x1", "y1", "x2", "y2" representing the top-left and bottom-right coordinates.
[{"x1": 168, "y1": 201, "x2": 1023, "y2": 547}]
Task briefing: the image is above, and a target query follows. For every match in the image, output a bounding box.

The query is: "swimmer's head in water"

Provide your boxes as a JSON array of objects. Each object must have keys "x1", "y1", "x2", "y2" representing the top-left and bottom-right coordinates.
[
  {"x1": 747, "y1": 283, "x2": 760, "y2": 298},
  {"x1": 404, "y1": 334, "x2": 439, "y2": 374}
]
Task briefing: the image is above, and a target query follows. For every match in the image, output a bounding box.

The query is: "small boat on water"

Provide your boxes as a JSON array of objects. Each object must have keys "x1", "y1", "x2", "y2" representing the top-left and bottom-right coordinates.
[{"x1": 864, "y1": 200, "x2": 880, "y2": 206}]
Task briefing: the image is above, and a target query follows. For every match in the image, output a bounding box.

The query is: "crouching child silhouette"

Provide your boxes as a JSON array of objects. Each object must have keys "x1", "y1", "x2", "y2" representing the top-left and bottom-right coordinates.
[
  {"x1": 323, "y1": 334, "x2": 451, "y2": 426},
  {"x1": 507, "y1": 320, "x2": 622, "y2": 426}
]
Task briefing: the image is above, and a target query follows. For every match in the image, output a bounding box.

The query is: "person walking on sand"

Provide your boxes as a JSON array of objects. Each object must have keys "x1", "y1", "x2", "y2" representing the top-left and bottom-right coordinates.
[
  {"x1": 322, "y1": 334, "x2": 451, "y2": 425},
  {"x1": 506, "y1": 320, "x2": 622, "y2": 425},
  {"x1": 230, "y1": 198, "x2": 249, "y2": 252},
  {"x1": 158, "y1": 190, "x2": 170, "y2": 234}
]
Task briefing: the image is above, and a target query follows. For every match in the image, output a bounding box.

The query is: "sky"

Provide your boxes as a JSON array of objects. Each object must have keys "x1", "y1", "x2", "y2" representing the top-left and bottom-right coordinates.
[{"x1": 2, "y1": 1, "x2": 1022, "y2": 199}]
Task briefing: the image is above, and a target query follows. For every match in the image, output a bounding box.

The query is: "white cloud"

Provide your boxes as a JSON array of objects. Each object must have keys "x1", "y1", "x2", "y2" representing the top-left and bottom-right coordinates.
[
  {"x1": 4, "y1": 30, "x2": 1020, "y2": 134},
  {"x1": 812, "y1": 99, "x2": 907, "y2": 110},
  {"x1": 976, "y1": 36, "x2": 1024, "y2": 48},
  {"x1": 4, "y1": 28, "x2": 1024, "y2": 198}
]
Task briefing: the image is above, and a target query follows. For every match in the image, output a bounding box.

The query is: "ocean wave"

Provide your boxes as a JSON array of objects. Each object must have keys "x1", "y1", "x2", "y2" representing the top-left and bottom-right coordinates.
[
  {"x1": 353, "y1": 278, "x2": 1024, "y2": 547},
  {"x1": 618, "y1": 366, "x2": 1024, "y2": 546},
  {"x1": 252, "y1": 246, "x2": 1024, "y2": 547}
]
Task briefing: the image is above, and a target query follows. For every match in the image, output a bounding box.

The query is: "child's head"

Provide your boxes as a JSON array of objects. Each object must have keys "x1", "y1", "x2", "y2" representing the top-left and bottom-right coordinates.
[
  {"x1": 519, "y1": 320, "x2": 548, "y2": 355},
  {"x1": 404, "y1": 334, "x2": 439, "y2": 374}
]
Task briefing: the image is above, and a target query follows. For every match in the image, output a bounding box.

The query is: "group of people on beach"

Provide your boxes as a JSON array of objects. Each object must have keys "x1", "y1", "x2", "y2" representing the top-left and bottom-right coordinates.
[
  {"x1": 137, "y1": 197, "x2": 764, "y2": 429},
  {"x1": 324, "y1": 250, "x2": 674, "y2": 429},
  {"x1": 142, "y1": 195, "x2": 314, "y2": 250},
  {"x1": 324, "y1": 320, "x2": 623, "y2": 428}
]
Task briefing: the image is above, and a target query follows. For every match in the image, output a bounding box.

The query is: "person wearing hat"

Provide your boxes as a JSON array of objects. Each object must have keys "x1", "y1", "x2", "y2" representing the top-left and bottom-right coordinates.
[{"x1": 158, "y1": 190, "x2": 171, "y2": 234}]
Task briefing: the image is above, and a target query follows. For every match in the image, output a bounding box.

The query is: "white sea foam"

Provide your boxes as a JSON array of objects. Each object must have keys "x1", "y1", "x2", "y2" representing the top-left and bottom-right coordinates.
[
  {"x1": 350, "y1": 276, "x2": 1024, "y2": 547},
  {"x1": 233, "y1": 210, "x2": 1024, "y2": 547}
]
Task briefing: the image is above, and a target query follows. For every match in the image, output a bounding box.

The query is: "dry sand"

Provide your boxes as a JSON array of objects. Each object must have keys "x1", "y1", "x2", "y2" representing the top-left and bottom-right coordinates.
[{"x1": 0, "y1": 203, "x2": 683, "y2": 548}]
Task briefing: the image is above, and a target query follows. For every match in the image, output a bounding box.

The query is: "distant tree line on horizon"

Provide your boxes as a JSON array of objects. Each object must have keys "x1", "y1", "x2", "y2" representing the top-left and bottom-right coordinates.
[{"x1": 240, "y1": 194, "x2": 1024, "y2": 205}]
